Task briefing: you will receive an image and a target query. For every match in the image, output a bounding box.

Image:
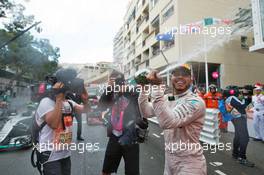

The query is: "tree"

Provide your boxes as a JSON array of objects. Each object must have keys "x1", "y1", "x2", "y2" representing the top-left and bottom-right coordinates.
[
  {"x1": 0, "y1": 1, "x2": 60, "y2": 82},
  {"x1": 0, "y1": 32, "x2": 60, "y2": 81},
  {"x1": 0, "y1": 0, "x2": 13, "y2": 18}
]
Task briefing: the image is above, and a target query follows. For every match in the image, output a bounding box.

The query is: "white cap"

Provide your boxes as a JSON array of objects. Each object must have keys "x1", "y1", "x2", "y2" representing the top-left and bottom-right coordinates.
[{"x1": 254, "y1": 87, "x2": 263, "y2": 91}]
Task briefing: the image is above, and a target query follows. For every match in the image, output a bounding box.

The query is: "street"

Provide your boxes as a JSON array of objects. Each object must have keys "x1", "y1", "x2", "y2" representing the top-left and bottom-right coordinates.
[
  {"x1": 0, "y1": 116, "x2": 264, "y2": 175},
  {"x1": 1, "y1": 0, "x2": 264, "y2": 174}
]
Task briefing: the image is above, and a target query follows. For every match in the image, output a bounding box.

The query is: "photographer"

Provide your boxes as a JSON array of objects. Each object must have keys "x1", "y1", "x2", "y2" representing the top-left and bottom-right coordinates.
[
  {"x1": 224, "y1": 86, "x2": 255, "y2": 167},
  {"x1": 51, "y1": 68, "x2": 88, "y2": 141},
  {"x1": 99, "y1": 70, "x2": 146, "y2": 175},
  {"x1": 32, "y1": 68, "x2": 84, "y2": 175}
]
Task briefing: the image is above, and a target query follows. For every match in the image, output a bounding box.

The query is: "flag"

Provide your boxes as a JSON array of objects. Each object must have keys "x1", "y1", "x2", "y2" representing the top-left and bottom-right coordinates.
[
  {"x1": 156, "y1": 31, "x2": 174, "y2": 41},
  {"x1": 204, "y1": 18, "x2": 214, "y2": 26}
]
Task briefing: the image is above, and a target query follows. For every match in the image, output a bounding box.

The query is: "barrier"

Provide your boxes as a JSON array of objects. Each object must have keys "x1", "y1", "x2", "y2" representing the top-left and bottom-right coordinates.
[{"x1": 200, "y1": 109, "x2": 220, "y2": 145}]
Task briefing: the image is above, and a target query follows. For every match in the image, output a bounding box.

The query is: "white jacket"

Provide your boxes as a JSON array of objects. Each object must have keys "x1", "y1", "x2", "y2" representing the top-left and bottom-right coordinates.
[{"x1": 138, "y1": 88, "x2": 207, "y2": 175}]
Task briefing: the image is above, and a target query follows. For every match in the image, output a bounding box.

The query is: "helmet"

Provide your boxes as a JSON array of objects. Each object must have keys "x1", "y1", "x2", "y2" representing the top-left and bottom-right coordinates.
[
  {"x1": 209, "y1": 84, "x2": 217, "y2": 92},
  {"x1": 209, "y1": 84, "x2": 217, "y2": 88}
]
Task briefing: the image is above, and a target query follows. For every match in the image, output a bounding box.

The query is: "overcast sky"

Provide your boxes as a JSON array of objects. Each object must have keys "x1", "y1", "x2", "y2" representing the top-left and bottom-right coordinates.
[{"x1": 21, "y1": 0, "x2": 129, "y2": 64}]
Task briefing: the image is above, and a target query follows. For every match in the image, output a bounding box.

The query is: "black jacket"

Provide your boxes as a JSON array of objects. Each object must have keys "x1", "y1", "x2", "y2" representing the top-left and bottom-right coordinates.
[
  {"x1": 99, "y1": 87, "x2": 141, "y2": 128},
  {"x1": 99, "y1": 87, "x2": 143, "y2": 144},
  {"x1": 230, "y1": 96, "x2": 251, "y2": 115}
]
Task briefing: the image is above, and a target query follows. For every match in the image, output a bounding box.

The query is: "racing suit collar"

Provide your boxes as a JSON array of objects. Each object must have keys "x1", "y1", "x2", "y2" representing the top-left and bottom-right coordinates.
[{"x1": 174, "y1": 89, "x2": 191, "y2": 99}]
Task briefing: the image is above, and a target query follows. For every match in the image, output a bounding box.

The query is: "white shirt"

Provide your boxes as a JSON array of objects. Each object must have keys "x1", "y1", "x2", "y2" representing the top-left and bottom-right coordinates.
[
  {"x1": 252, "y1": 94, "x2": 264, "y2": 111},
  {"x1": 36, "y1": 97, "x2": 77, "y2": 162}
]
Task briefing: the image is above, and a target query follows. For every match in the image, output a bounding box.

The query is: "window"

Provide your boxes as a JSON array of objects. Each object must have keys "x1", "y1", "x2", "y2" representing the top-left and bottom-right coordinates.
[
  {"x1": 142, "y1": 40, "x2": 146, "y2": 46},
  {"x1": 146, "y1": 60, "x2": 149, "y2": 67},
  {"x1": 127, "y1": 8, "x2": 136, "y2": 24},
  {"x1": 137, "y1": 0, "x2": 141, "y2": 10},
  {"x1": 241, "y1": 36, "x2": 249, "y2": 49},
  {"x1": 150, "y1": 0, "x2": 159, "y2": 9},
  {"x1": 143, "y1": 49, "x2": 149, "y2": 60},
  {"x1": 163, "y1": 40, "x2": 175, "y2": 50},
  {"x1": 151, "y1": 42, "x2": 160, "y2": 57},
  {"x1": 142, "y1": 0, "x2": 146, "y2": 6},
  {"x1": 162, "y1": 6, "x2": 174, "y2": 22},
  {"x1": 151, "y1": 15, "x2": 159, "y2": 27},
  {"x1": 151, "y1": 15, "x2": 160, "y2": 35},
  {"x1": 260, "y1": 0, "x2": 264, "y2": 40},
  {"x1": 132, "y1": 60, "x2": 135, "y2": 67}
]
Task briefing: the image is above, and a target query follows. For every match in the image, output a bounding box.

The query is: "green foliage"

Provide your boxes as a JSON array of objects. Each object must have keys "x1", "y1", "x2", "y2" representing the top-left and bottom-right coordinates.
[
  {"x1": 0, "y1": 0, "x2": 14, "y2": 18},
  {"x1": 0, "y1": 0, "x2": 60, "y2": 81}
]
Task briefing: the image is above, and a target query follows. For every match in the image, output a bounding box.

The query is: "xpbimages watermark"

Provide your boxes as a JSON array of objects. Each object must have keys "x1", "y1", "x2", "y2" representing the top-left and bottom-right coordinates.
[
  {"x1": 98, "y1": 83, "x2": 166, "y2": 95},
  {"x1": 33, "y1": 142, "x2": 100, "y2": 154},
  {"x1": 165, "y1": 141, "x2": 232, "y2": 154},
  {"x1": 165, "y1": 25, "x2": 232, "y2": 38}
]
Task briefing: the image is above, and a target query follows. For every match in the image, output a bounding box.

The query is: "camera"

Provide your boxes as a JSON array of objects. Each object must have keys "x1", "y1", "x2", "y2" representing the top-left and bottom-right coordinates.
[
  {"x1": 223, "y1": 85, "x2": 254, "y2": 99},
  {"x1": 45, "y1": 68, "x2": 85, "y2": 96},
  {"x1": 135, "y1": 118, "x2": 149, "y2": 143},
  {"x1": 118, "y1": 118, "x2": 149, "y2": 145}
]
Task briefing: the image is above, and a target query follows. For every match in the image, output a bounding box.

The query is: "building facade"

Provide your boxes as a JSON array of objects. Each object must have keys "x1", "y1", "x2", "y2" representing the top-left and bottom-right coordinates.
[
  {"x1": 113, "y1": 27, "x2": 125, "y2": 72},
  {"x1": 119, "y1": 0, "x2": 264, "y2": 88},
  {"x1": 61, "y1": 61, "x2": 113, "y2": 86}
]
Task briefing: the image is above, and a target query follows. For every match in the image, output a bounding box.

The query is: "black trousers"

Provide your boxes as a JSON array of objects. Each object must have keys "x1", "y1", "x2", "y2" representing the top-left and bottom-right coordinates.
[
  {"x1": 232, "y1": 116, "x2": 249, "y2": 159},
  {"x1": 102, "y1": 135, "x2": 140, "y2": 175},
  {"x1": 43, "y1": 157, "x2": 71, "y2": 175},
  {"x1": 75, "y1": 113, "x2": 82, "y2": 138}
]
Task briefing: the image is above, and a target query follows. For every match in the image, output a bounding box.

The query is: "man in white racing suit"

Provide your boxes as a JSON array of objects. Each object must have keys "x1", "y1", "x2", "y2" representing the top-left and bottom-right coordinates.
[{"x1": 138, "y1": 65, "x2": 207, "y2": 175}]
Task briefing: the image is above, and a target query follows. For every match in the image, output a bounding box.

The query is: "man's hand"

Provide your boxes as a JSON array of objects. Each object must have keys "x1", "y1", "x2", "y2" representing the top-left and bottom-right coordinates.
[
  {"x1": 53, "y1": 82, "x2": 65, "y2": 101},
  {"x1": 147, "y1": 70, "x2": 163, "y2": 85},
  {"x1": 108, "y1": 77, "x2": 116, "y2": 87}
]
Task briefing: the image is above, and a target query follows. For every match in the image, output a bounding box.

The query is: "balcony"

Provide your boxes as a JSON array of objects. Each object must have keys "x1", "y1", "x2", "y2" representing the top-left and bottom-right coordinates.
[
  {"x1": 142, "y1": 49, "x2": 150, "y2": 61},
  {"x1": 161, "y1": 40, "x2": 175, "y2": 51},
  {"x1": 144, "y1": 31, "x2": 156, "y2": 48}
]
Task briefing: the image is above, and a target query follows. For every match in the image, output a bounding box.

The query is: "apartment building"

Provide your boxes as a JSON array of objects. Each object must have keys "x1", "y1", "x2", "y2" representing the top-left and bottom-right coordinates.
[
  {"x1": 61, "y1": 61, "x2": 113, "y2": 85},
  {"x1": 120, "y1": 0, "x2": 264, "y2": 88},
  {"x1": 113, "y1": 27, "x2": 125, "y2": 72}
]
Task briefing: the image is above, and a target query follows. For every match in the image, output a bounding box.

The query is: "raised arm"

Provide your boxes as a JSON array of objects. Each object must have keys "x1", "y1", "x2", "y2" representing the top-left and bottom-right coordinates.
[
  {"x1": 138, "y1": 88, "x2": 155, "y2": 118},
  {"x1": 44, "y1": 94, "x2": 63, "y2": 129},
  {"x1": 99, "y1": 87, "x2": 114, "y2": 111},
  {"x1": 152, "y1": 89, "x2": 206, "y2": 129},
  {"x1": 230, "y1": 96, "x2": 249, "y2": 113}
]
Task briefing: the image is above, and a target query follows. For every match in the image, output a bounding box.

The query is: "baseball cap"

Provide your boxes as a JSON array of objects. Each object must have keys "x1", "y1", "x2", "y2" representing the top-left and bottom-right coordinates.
[
  {"x1": 254, "y1": 87, "x2": 262, "y2": 91},
  {"x1": 110, "y1": 70, "x2": 125, "y2": 85},
  {"x1": 171, "y1": 64, "x2": 191, "y2": 76}
]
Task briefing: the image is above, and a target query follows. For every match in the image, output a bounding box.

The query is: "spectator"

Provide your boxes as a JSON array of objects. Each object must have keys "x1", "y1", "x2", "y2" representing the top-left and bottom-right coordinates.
[{"x1": 225, "y1": 87, "x2": 255, "y2": 167}]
